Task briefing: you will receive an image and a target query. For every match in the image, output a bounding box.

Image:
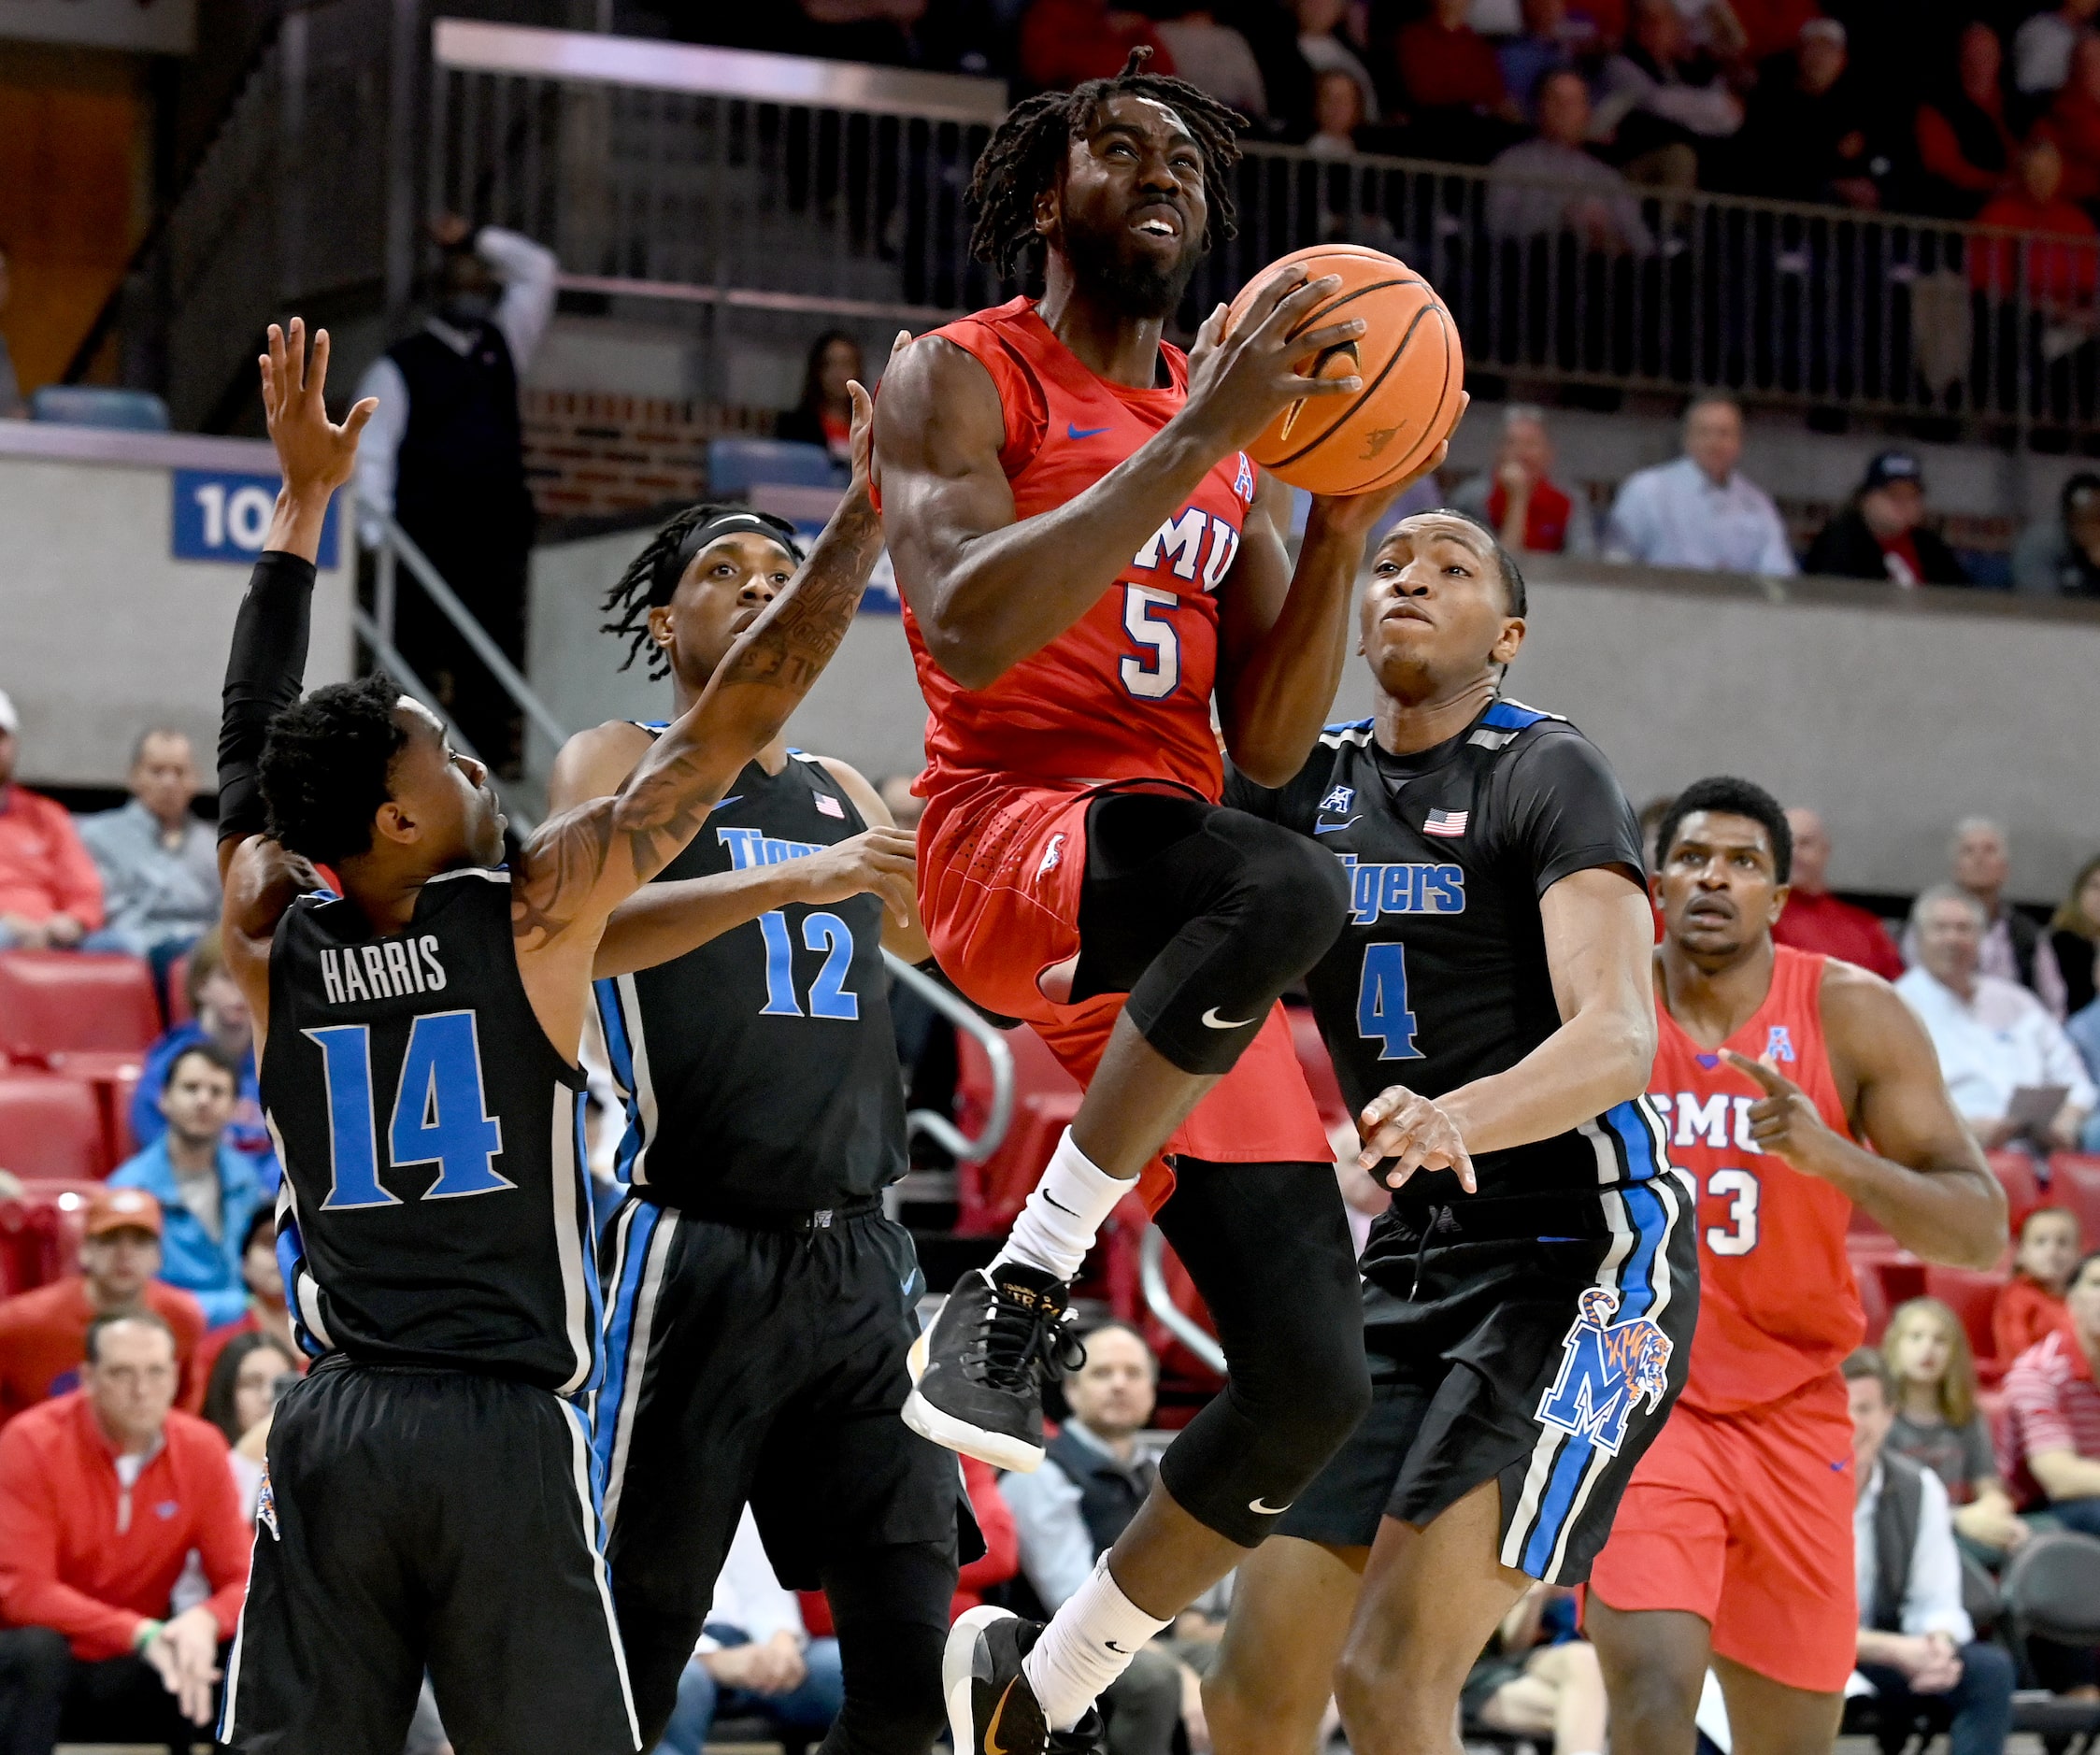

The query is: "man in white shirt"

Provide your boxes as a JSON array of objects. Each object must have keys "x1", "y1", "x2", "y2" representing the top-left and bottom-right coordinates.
[
  {"x1": 1896, "y1": 885, "x2": 2095, "y2": 1150},
  {"x1": 1604, "y1": 395, "x2": 1798, "y2": 574},
  {"x1": 1845, "y1": 1349, "x2": 2015, "y2": 1755},
  {"x1": 76, "y1": 729, "x2": 220, "y2": 966},
  {"x1": 1900, "y1": 819, "x2": 2064, "y2": 1011}
]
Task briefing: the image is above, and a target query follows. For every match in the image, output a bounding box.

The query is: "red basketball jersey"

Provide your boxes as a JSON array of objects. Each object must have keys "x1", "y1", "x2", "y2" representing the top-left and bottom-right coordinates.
[
  {"x1": 1651, "y1": 945, "x2": 1864, "y2": 1415},
  {"x1": 901, "y1": 298, "x2": 1259, "y2": 806}
]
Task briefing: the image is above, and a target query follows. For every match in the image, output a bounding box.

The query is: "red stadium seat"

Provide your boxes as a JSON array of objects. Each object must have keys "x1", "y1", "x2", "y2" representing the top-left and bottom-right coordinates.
[
  {"x1": 0, "y1": 950, "x2": 159, "y2": 1062},
  {"x1": 2047, "y1": 1156, "x2": 2100, "y2": 1253},
  {"x1": 1857, "y1": 1257, "x2": 1893, "y2": 1344},
  {"x1": 1924, "y1": 1264, "x2": 2009, "y2": 1384},
  {"x1": 0, "y1": 1199, "x2": 68, "y2": 1298},
  {"x1": 1989, "y1": 1150, "x2": 2043, "y2": 1234},
  {"x1": 0, "y1": 1076, "x2": 109, "y2": 1181},
  {"x1": 954, "y1": 1024, "x2": 1082, "y2": 1235}
]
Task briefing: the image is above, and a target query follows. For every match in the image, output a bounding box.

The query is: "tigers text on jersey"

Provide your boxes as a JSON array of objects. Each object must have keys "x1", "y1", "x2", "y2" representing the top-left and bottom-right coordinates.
[
  {"x1": 1228, "y1": 699, "x2": 1660, "y2": 1242},
  {"x1": 259, "y1": 869, "x2": 600, "y2": 1394},
  {"x1": 593, "y1": 749, "x2": 906, "y2": 1212},
  {"x1": 901, "y1": 297, "x2": 1257, "y2": 806},
  {"x1": 1651, "y1": 944, "x2": 1864, "y2": 1414}
]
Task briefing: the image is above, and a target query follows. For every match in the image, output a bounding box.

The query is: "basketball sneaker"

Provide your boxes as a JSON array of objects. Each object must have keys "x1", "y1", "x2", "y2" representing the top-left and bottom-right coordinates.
[
  {"x1": 903, "y1": 1263, "x2": 1083, "y2": 1472},
  {"x1": 943, "y1": 1605, "x2": 1106, "y2": 1755}
]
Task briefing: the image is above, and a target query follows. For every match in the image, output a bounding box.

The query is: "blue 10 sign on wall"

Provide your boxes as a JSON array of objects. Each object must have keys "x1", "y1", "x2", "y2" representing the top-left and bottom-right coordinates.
[{"x1": 171, "y1": 468, "x2": 341, "y2": 567}]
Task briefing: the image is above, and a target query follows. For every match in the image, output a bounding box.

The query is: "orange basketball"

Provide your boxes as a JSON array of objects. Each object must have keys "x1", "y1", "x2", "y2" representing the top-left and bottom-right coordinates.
[{"x1": 1221, "y1": 245, "x2": 1465, "y2": 496}]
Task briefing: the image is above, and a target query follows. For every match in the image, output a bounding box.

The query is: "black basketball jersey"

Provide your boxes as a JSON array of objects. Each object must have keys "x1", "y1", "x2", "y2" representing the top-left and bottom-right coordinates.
[
  {"x1": 260, "y1": 869, "x2": 600, "y2": 1395},
  {"x1": 1228, "y1": 698, "x2": 1662, "y2": 1227},
  {"x1": 593, "y1": 746, "x2": 907, "y2": 1211}
]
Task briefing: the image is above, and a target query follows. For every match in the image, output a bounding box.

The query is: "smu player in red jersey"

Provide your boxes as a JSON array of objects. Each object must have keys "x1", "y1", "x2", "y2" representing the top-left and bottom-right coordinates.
[
  {"x1": 1586, "y1": 777, "x2": 2004, "y2": 1755},
  {"x1": 875, "y1": 50, "x2": 1455, "y2": 1755}
]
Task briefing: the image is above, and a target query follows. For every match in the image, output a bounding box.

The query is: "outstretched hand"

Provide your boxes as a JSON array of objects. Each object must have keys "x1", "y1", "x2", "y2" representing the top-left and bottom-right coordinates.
[{"x1": 261, "y1": 318, "x2": 377, "y2": 503}]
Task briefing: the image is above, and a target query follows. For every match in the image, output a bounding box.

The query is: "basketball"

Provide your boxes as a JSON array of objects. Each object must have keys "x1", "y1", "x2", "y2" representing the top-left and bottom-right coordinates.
[{"x1": 1221, "y1": 245, "x2": 1465, "y2": 497}]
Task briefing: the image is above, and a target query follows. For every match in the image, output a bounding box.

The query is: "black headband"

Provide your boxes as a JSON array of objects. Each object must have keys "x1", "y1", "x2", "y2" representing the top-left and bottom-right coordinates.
[{"x1": 654, "y1": 509, "x2": 805, "y2": 603}]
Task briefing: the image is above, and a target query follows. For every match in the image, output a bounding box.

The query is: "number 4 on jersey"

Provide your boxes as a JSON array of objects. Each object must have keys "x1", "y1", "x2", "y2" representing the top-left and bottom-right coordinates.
[{"x1": 1357, "y1": 943, "x2": 1423, "y2": 1061}]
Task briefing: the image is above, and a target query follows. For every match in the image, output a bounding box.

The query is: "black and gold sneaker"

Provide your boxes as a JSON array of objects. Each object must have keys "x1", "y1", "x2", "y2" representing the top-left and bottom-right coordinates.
[
  {"x1": 903, "y1": 1263, "x2": 1083, "y2": 1472},
  {"x1": 942, "y1": 1605, "x2": 1107, "y2": 1755}
]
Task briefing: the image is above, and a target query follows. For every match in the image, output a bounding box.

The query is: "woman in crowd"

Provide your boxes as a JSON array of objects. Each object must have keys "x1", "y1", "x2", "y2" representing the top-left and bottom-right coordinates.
[
  {"x1": 1997, "y1": 1206, "x2": 2082, "y2": 1361},
  {"x1": 2048, "y1": 855, "x2": 2100, "y2": 1019},
  {"x1": 775, "y1": 329, "x2": 864, "y2": 464},
  {"x1": 204, "y1": 1330, "x2": 301, "y2": 1516},
  {"x1": 1915, "y1": 22, "x2": 2017, "y2": 216},
  {"x1": 1882, "y1": 1298, "x2": 2029, "y2": 1560}
]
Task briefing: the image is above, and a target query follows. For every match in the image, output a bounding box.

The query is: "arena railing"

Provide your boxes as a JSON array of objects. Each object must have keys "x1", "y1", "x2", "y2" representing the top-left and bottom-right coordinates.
[{"x1": 431, "y1": 19, "x2": 2100, "y2": 436}]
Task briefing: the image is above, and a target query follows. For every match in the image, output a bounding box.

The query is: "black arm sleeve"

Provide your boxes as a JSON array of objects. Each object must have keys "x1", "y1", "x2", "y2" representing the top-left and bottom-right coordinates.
[
  {"x1": 1499, "y1": 728, "x2": 1646, "y2": 898},
  {"x1": 217, "y1": 551, "x2": 317, "y2": 845}
]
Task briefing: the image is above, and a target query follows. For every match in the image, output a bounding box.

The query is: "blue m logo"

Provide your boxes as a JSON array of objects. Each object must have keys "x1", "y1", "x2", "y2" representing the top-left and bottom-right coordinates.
[{"x1": 1534, "y1": 1287, "x2": 1674, "y2": 1457}]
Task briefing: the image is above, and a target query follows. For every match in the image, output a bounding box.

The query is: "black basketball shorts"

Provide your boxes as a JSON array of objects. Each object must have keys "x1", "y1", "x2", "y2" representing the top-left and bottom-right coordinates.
[{"x1": 221, "y1": 1355, "x2": 638, "y2": 1755}]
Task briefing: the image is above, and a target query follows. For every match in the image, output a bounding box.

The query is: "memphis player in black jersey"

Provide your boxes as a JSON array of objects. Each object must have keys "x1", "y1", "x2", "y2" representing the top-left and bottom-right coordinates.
[
  {"x1": 208, "y1": 321, "x2": 884, "y2": 1755},
  {"x1": 546, "y1": 476, "x2": 965, "y2": 1755},
  {"x1": 1198, "y1": 510, "x2": 1697, "y2": 1755}
]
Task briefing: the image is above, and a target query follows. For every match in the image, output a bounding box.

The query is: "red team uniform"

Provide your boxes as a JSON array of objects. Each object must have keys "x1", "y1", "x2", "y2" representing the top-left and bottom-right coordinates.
[
  {"x1": 1587, "y1": 945, "x2": 1864, "y2": 1692},
  {"x1": 900, "y1": 297, "x2": 1329, "y2": 1207}
]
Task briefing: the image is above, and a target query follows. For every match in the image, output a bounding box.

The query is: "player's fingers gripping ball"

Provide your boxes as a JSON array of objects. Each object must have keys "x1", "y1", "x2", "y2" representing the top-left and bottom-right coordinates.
[{"x1": 1222, "y1": 245, "x2": 1465, "y2": 496}]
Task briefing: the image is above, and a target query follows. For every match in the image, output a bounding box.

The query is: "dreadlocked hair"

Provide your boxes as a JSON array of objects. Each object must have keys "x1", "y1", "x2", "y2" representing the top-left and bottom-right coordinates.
[
  {"x1": 599, "y1": 502, "x2": 804, "y2": 680},
  {"x1": 257, "y1": 672, "x2": 410, "y2": 867},
  {"x1": 967, "y1": 46, "x2": 1244, "y2": 279}
]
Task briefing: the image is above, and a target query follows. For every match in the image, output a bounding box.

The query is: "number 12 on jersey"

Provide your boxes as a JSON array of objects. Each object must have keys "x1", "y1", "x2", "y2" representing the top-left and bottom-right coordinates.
[{"x1": 1357, "y1": 943, "x2": 1422, "y2": 1061}]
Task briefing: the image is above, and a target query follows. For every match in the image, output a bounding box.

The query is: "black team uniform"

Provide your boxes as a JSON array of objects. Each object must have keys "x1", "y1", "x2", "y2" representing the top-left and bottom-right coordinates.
[
  {"x1": 1227, "y1": 698, "x2": 1699, "y2": 1581},
  {"x1": 593, "y1": 742, "x2": 967, "y2": 1753}
]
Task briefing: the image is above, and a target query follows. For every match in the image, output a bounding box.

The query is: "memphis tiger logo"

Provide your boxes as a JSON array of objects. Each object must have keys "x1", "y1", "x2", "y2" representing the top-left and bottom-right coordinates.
[
  {"x1": 1535, "y1": 1287, "x2": 1674, "y2": 1456},
  {"x1": 256, "y1": 1463, "x2": 280, "y2": 1540}
]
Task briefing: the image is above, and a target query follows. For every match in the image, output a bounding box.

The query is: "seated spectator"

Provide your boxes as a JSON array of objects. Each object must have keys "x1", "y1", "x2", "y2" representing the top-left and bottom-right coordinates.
[
  {"x1": 2049, "y1": 856, "x2": 2100, "y2": 1019},
  {"x1": 2042, "y1": 36, "x2": 2100, "y2": 199},
  {"x1": 0, "y1": 1189, "x2": 206, "y2": 1426},
  {"x1": 0, "y1": 688, "x2": 107, "y2": 952},
  {"x1": 1901, "y1": 818, "x2": 2062, "y2": 1006},
  {"x1": 1804, "y1": 450, "x2": 1971, "y2": 586},
  {"x1": 133, "y1": 928, "x2": 277, "y2": 1185},
  {"x1": 0, "y1": 1312, "x2": 250, "y2": 1751},
  {"x1": 2014, "y1": 0, "x2": 2100, "y2": 102},
  {"x1": 1154, "y1": 7, "x2": 1267, "y2": 118},
  {"x1": 1605, "y1": 395, "x2": 1796, "y2": 574},
  {"x1": 193, "y1": 1207, "x2": 302, "y2": 1396},
  {"x1": 1497, "y1": 0, "x2": 1580, "y2": 116},
  {"x1": 1307, "y1": 66, "x2": 1369, "y2": 155},
  {"x1": 1772, "y1": 806, "x2": 1904, "y2": 979},
  {"x1": 1293, "y1": 0, "x2": 1381, "y2": 124},
  {"x1": 999, "y1": 1323, "x2": 1190, "y2": 1755},
  {"x1": 1592, "y1": 0, "x2": 1746, "y2": 189},
  {"x1": 73, "y1": 728, "x2": 218, "y2": 977},
  {"x1": 1462, "y1": 1585, "x2": 1606, "y2": 1752},
  {"x1": 201, "y1": 1332, "x2": 298, "y2": 1517},
  {"x1": 1896, "y1": 885, "x2": 2094, "y2": 1152},
  {"x1": 1393, "y1": 0, "x2": 1523, "y2": 158},
  {"x1": 2002, "y1": 1250, "x2": 2100, "y2": 1533},
  {"x1": 774, "y1": 331, "x2": 862, "y2": 465},
  {"x1": 656, "y1": 1508, "x2": 844, "y2": 1755},
  {"x1": 108, "y1": 1044, "x2": 264, "y2": 1328},
  {"x1": 1916, "y1": 24, "x2": 2018, "y2": 219},
  {"x1": 2073, "y1": 1002, "x2": 2100, "y2": 1146},
  {"x1": 1729, "y1": 20, "x2": 1887, "y2": 208},
  {"x1": 1881, "y1": 1298, "x2": 2029, "y2": 1559},
  {"x1": 1969, "y1": 137, "x2": 2100, "y2": 317},
  {"x1": 2013, "y1": 471, "x2": 2100, "y2": 597},
  {"x1": 1486, "y1": 72, "x2": 1656, "y2": 255},
  {"x1": 1020, "y1": 0, "x2": 1174, "y2": 92},
  {"x1": 1997, "y1": 1206, "x2": 2081, "y2": 1363},
  {"x1": 1847, "y1": 1348, "x2": 2018, "y2": 1755},
  {"x1": 1450, "y1": 401, "x2": 1603, "y2": 552}
]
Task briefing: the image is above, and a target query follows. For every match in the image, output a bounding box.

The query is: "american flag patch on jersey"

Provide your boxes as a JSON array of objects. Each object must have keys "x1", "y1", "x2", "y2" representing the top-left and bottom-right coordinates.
[
  {"x1": 1423, "y1": 808, "x2": 1468, "y2": 838},
  {"x1": 814, "y1": 792, "x2": 845, "y2": 819}
]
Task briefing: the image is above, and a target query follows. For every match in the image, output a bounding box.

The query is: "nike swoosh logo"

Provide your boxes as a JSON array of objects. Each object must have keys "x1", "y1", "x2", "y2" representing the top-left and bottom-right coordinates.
[
  {"x1": 1312, "y1": 816, "x2": 1359, "y2": 835},
  {"x1": 1105, "y1": 1640, "x2": 1131, "y2": 1655},
  {"x1": 708, "y1": 795, "x2": 743, "y2": 814},
  {"x1": 1250, "y1": 1496, "x2": 1293, "y2": 1515},
  {"x1": 986, "y1": 1682, "x2": 1016, "y2": 1755},
  {"x1": 1067, "y1": 422, "x2": 1111, "y2": 440},
  {"x1": 1201, "y1": 1007, "x2": 1255, "y2": 1030},
  {"x1": 1044, "y1": 1192, "x2": 1079, "y2": 1217}
]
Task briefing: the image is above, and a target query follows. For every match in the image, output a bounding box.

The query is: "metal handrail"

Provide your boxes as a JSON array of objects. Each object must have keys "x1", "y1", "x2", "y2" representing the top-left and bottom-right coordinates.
[
  {"x1": 885, "y1": 951, "x2": 1014, "y2": 1165},
  {"x1": 1138, "y1": 1225, "x2": 1226, "y2": 1377}
]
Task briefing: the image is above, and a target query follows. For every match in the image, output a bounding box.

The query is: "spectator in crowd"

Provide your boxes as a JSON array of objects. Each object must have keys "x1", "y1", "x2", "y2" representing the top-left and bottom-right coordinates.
[
  {"x1": 1605, "y1": 395, "x2": 1797, "y2": 573},
  {"x1": 74, "y1": 728, "x2": 219, "y2": 974},
  {"x1": 0, "y1": 250, "x2": 22, "y2": 421},
  {"x1": 1804, "y1": 449, "x2": 1972, "y2": 586},
  {"x1": 0, "y1": 1311, "x2": 250, "y2": 1751},
  {"x1": 1881, "y1": 1298, "x2": 2029, "y2": 1558},
  {"x1": 2073, "y1": 1002, "x2": 2100, "y2": 1146},
  {"x1": 1307, "y1": 67, "x2": 1369, "y2": 155},
  {"x1": 1997, "y1": 1207, "x2": 2081, "y2": 1363},
  {"x1": 200, "y1": 1331, "x2": 298, "y2": 1517},
  {"x1": 1592, "y1": 0, "x2": 1746, "y2": 189},
  {"x1": 953, "y1": 1454, "x2": 1021, "y2": 1616},
  {"x1": 1153, "y1": 6, "x2": 1268, "y2": 117},
  {"x1": 656, "y1": 1508, "x2": 845, "y2": 1755},
  {"x1": 1293, "y1": 0, "x2": 1380, "y2": 124},
  {"x1": 133, "y1": 929, "x2": 276, "y2": 1185},
  {"x1": 999, "y1": 1323, "x2": 1190, "y2": 1755},
  {"x1": 1461, "y1": 1585, "x2": 1607, "y2": 1754},
  {"x1": 108, "y1": 1044, "x2": 264, "y2": 1329},
  {"x1": 2013, "y1": 471, "x2": 2100, "y2": 597},
  {"x1": 193, "y1": 1208, "x2": 300, "y2": 1395},
  {"x1": 1497, "y1": 0, "x2": 1580, "y2": 115},
  {"x1": 1771, "y1": 806, "x2": 1905, "y2": 979},
  {"x1": 1915, "y1": 24, "x2": 2019, "y2": 219},
  {"x1": 1393, "y1": 0, "x2": 1523, "y2": 158},
  {"x1": 1450, "y1": 400, "x2": 1603, "y2": 552},
  {"x1": 0, "y1": 1190, "x2": 205, "y2": 1427},
  {"x1": 1896, "y1": 885, "x2": 2093, "y2": 1151},
  {"x1": 2014, "y1": 0, "x2": 2100, "y2": 100},
  {"x1": 2002, "y1": 1249, "x2": 2100, "y2": 1534},
  {"x1": 775, "y1": 331, "x2": 864, "y2": 465},
  {"x1": 2046, "y1": 37, "x2": 2100, "y2": 203},
  {"x1": 1969, "y1": 137, "x2": 2100, "y2": 314},
  {"x1": 1020, "y1": 0, "x2": 1174, "y2": 90},
  {"x1": 1486, "y1": 71, "x2": 1656, "y2": 254},
  {"x1": 354, "y1": 215, "x2": 557, "y2": 774},
  {"x1": 1846, "y1": 1348, "x2": 2018, "y2": 1755},
  {"x1": 0, "y1": 688, "x2": 107, "y2": 952},
  {"x1": 1902, "y1": 818, "x2": 2061, "y2": 1004},
  {"x1": 2048, "y1": 855, "x2": 2100, "y2": 1019},
  {"x1": 1729, "y1": 20, "x2": 1887, "y2": 208}
]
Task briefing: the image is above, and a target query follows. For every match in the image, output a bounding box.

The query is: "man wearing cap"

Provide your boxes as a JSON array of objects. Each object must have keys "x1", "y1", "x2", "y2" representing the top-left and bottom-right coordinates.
[
  {"x1": 0, "y1": 689, "x2": 107, "y2": 952},
  {"x1": 1805, "y1": 449, "x2": 1972, "y2": 586},
  {"x1": 0, "y1": 1191, "x2": 207, "y2": 1427}
]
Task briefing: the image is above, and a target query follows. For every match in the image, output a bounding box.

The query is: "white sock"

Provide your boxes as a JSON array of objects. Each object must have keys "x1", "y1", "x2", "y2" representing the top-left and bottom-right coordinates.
[
  {"x1": 1021, "y1": 1555, "x2": 1172, "y2": 1733},
  {"x1": 990, "y1": 1130, "x2": 1131, "y2": 1283}
]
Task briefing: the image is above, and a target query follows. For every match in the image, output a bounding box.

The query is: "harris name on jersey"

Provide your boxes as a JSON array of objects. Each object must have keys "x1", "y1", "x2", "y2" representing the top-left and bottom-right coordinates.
[{"x1": 316, "y1": 935, "x2": 450, "y2": 1005}]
